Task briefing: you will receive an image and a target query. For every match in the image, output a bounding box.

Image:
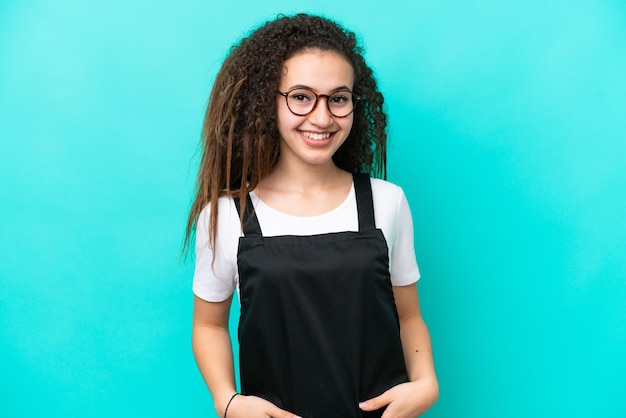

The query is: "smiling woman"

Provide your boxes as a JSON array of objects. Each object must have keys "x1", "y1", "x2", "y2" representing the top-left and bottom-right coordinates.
[{"x1": 185, "y1": 13, "x2": 438, "y2": 418}]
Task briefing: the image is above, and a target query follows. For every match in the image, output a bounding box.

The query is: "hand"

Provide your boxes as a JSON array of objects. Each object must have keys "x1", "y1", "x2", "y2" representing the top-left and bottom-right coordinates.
[
  {"x1": 359, "y1": 378, "x2": 439, "y2": 418},
  {"x1": 223, "y1": 394, "x2": 302, "y2": 418}
]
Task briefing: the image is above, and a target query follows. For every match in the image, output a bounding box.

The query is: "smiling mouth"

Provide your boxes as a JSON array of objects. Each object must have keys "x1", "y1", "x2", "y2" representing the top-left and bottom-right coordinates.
[{"x1": 302, "y1": 131, "x2": 332, "y2": 141}]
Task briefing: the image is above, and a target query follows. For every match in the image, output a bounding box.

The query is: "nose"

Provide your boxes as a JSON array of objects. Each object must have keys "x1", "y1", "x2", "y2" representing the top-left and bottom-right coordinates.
[{"x1": 307, "y1": 96, "x2": 333, "y2": 126}]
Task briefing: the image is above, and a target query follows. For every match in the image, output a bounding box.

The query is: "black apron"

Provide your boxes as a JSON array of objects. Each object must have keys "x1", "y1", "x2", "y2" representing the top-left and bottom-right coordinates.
[{"x1": 234, "y1": 173, "x2": 408, "y2": 418}]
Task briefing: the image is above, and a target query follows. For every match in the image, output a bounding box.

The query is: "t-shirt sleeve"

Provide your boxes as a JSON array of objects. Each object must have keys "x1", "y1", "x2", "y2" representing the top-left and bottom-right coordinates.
[
  {"x1": 389, "y1": 189, "x2": 421, "y2": 286},
  {"x1": 192, "y1": 200, "x2": 238, "y2": 302}
]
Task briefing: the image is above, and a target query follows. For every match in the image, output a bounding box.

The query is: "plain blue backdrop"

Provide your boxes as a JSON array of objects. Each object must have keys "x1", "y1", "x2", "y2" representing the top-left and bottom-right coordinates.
[{"x1": 1, "y1": 1, "x2": 625, "y2": 417}]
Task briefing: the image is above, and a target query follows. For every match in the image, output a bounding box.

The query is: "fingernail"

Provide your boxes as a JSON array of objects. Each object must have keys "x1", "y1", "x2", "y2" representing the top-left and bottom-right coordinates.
[{"x1": 359, "y1": 402, "x2": 367, "y2": 408}]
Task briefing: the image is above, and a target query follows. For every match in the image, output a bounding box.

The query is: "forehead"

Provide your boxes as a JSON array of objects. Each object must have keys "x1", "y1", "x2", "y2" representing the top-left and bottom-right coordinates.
[{"x1": 280, "y1": 49, "x2": 354, "y2": 90}]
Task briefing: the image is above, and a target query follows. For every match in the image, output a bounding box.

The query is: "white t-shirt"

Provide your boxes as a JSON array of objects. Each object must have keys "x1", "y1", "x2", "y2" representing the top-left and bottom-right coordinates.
[{"x1": 193, "y1": 178, "x2": 420, "y2": 302}]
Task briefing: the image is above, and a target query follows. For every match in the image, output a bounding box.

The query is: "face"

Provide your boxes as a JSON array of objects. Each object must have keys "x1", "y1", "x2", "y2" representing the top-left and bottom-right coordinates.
[{"x1": 276, "y1": 49, "x2": 355, "y2": 170}]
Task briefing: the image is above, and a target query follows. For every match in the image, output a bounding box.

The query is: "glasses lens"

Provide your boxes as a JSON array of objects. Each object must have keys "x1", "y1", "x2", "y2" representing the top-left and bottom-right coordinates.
[
  {"x1": 328, "y1": 91, "x2": 354, "y2": 117},
  {"x1": 286, "y1": 89, "x2": 316, "y2": 115}
]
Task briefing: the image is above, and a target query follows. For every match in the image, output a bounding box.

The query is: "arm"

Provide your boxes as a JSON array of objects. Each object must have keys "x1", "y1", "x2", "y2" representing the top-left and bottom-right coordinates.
[{"x1": 359, "y1": 284, "x2": 439, "y2": 417}]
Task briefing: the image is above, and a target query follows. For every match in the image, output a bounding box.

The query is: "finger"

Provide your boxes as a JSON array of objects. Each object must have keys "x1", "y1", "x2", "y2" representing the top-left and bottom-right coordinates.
[
  {"x1": 379, "y1": 403, "x2": 403, "y2": 418},
  {"x1": 359, "y1": 391, "x2": 391, "y2": 411},
  {"x1": 267, "y1": 404, "x2": 302, "y2": 418}
]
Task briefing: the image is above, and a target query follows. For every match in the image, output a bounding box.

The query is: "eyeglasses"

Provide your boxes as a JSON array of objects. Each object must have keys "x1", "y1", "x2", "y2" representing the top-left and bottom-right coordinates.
[{"x1": 278, "y1": 87, "x2": 360, "y2": 118}]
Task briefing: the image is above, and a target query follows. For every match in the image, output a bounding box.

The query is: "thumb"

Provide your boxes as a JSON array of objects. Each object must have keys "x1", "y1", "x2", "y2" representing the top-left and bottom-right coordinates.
[
  {"x1": 268, "y1": 404, "x2": 302, "y2": 418},
  {"x1": 359, "y1": 391, "x2": 391, "y2": 412}
]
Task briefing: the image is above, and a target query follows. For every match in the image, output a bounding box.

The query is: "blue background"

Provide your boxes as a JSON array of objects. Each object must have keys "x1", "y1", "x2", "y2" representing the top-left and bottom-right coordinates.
[{"x1": 1, "y1": 1, "x2": 625, "y2": 417}]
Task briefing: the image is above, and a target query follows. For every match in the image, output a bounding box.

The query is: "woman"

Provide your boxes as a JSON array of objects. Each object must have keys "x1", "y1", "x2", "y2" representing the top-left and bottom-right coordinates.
[{"x1": 186, "y1": 14, "x2": 438, "y2": 418}]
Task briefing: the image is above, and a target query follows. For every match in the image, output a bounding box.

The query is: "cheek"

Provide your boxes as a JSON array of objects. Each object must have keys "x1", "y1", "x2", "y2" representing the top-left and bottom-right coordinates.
[
  {"x1": 341, "y1": 116, "x2": 355, "y2": 135},
  {"x1": 276, "y1": 97, "x2": 299, "y2": 130},
  {"x1": 275, "y1": 104, "x2": 291, "y2": 133},
  {"x1": 277, "y1": 110, "x2": 298, "y2": 132}
]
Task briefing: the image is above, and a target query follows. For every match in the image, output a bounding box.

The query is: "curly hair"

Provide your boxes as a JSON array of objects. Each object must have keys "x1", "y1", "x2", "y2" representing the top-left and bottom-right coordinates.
[{"x1": 184, "y1": 13, "x2": 388, "y2": 254}]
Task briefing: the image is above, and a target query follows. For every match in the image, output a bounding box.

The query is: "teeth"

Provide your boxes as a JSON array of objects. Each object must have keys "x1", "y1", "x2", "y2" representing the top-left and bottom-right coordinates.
[{"x1": 302, "y1": 131, "x2": 331, "y2": 140}]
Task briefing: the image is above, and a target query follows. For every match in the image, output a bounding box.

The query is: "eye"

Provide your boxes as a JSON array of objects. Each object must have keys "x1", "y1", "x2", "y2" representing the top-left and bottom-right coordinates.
[
  {"x1": 329, "y1": 93, "x2": 350, "y2": 105},
  {"x1": 288, "y1": 90, "x2": 314, "y2": 103}
]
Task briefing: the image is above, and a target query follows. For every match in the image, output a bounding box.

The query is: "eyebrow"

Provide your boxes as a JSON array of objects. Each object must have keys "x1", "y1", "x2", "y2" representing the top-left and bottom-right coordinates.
[{"x1": 287, "y1": 84, "x2": 353, "y2": 93}]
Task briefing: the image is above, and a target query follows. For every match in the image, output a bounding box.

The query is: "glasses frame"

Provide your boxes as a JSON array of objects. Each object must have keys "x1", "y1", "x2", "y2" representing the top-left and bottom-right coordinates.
[{"x1": 277, "y1": 87, "x2": 361, "y2": 118}]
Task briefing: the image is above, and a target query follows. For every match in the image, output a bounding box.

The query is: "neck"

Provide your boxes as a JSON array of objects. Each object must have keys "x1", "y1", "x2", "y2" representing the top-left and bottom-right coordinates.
[{"x1": 262, "y1": 159, "x2": 346, "y2": 194}]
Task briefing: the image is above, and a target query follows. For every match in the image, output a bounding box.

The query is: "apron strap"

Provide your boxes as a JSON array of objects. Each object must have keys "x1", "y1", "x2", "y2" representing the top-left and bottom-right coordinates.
[
  {"x1": 234, "y1": 194, "x2": 262, "y2": 237},
  {"x1": 353, "y1": 173, "x2": 376, "y2": 231}
]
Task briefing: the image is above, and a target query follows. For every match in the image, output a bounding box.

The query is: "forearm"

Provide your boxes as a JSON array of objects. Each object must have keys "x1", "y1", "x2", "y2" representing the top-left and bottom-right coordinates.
[
  {"x1": 192, "y1": 296, "x2": 237, "y2": 415},
  {"x1": 399, "y1": 314, "x2": 437, "y2": 383},
  {"x1": 393, "y1": 283, "x2": 439, "y2": 402}
]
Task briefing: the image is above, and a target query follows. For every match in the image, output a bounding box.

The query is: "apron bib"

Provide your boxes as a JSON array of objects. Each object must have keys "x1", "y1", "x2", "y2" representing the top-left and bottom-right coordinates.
[{"x1": 235, "y1": 173, "x2": 408, "y2": 418}]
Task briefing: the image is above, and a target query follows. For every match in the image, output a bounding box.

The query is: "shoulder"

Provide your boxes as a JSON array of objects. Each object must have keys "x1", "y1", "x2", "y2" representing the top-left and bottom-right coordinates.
[
  {"x1": 196, "y1": 194, "x2": 241, "y2": 238},
  {"x1": 197, "y1": 194, "x2": 238, "y2": 220},
  {"x1": 369, "y1": 178, "x2": 406, "y2": 223},
  {"x1": 370, "y1": 177, "x2": 405, "y2": 203},
  {"x1": 369, "y1": 177, "x2": 414, "y2": 231}
]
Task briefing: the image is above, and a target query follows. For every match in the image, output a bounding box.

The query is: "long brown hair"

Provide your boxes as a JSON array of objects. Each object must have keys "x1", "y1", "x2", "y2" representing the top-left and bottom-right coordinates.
[{"x1": 184, "y1": 13, "x2": 388, "y2": 255}]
